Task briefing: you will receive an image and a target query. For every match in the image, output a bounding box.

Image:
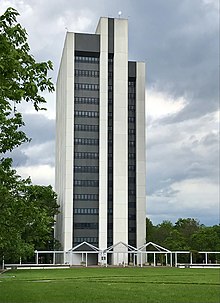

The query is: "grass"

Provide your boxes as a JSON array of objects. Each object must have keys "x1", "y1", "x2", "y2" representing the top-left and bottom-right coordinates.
[{"x1": 0, "y1": 267, "x2": 219, "y2": 303}]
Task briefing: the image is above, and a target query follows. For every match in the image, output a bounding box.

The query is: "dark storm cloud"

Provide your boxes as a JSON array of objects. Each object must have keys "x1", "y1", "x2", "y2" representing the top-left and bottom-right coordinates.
[
  {"x1": 129, "y1": 0, "x2": 218, "y2": 120},
  {"x1": 7, "y1": 0, "x2": 218, "y2": 122},
  {"x1": 23, "y1": 113, "x2": 55, "y2": 144},
  {"x1": 104, "y1": 0, "x2": 216, "y2": 120},
  {"x1": 3, "y1": 0, "x2": 218, "y2": 225},
  {"x1": 147, "y1": 113, "x2": 219, "y2": 196},
  {"x1": 21, "y1": 0, "x2": 218, "y2": 120},
  {"x1": 148, "y1": 199, "x2": 219, "y2": 226},
  {"x1": 24, "y1": 140, "x2": 55, "y2": 167},
  {"x1": 5, "y1": 149, "x2": 28, "y2": 167},
  {"x1": 7, "y1": 113, "x2": 55, "y2": 168},
  {"x1": 20, "y1": 113, "x2": 55, "y2": 166},
  {"x1": 201, "y1": 132, "x2": 219, "y2": 146}
]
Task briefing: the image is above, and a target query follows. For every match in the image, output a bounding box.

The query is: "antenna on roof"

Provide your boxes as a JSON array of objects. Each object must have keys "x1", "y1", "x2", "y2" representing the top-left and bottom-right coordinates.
[{"x1": 118, "y1": 11, "x2": 122, "y2": 18}]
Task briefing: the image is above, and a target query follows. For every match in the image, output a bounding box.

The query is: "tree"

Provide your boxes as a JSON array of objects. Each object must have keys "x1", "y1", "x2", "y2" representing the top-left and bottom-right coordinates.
[
  {"x1": 0, "y1": 7, "x2": 54, "y2": 155},
  {"x1": 190, "y1": 227, "x2": 220, "y2": 252},
  {"x1": 146, "y1": 217, "x2": 154, "y2": 242},
  {"x1": 163, "y1": 230, "x2": 188, "y2": 251},
  {"x1": 151, "y1": 220, "x2": 174, "y2": 247},
  {"x1": 175, "y1": 218, "x2": 201, "y2": 248},
  {"x1": 0, "y1": 7, "x2": 58, "y2": 264},
  {"x1": 0, "y1": 158, "x2": 59, "y2": 263},
  {"x1": 0, "y1": 158, "x2": 32, "y2": 262},
  {"x1": 145, "y1": 218, "x2": 220, "y2": 260},
  {"x1": 24, "y1": 185, "x2": 60, "y2": 251}
]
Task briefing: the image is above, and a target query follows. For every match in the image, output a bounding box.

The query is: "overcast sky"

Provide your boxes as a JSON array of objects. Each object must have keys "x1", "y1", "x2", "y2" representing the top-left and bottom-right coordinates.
[{"x1": 1, "y1": 0, "x2": 219, "y2": 226}]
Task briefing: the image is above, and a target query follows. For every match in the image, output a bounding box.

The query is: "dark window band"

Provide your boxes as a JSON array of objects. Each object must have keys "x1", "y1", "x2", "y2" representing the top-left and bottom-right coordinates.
[
  {"x1": 73, "y1": 194, "x2": 99, "y2": 200},
  {"x1": 75, "y1": 56, "x2": 99, "y2": 63},
  {"x1": 74, "y1": 152, "x2": 98, "y2": 159},
  {"x1": 74, "y1": 111, "x2": 99, "y2": 118},
  {"x1": 75, "y1": 124, "x2": 99, "y2": 132},
  {"x1": 75, "y1": 69, "x2": 99, "y2": 77},
  {"x1": 75, "y1": 83, "x2": 99, "y2": 91},
  {"x1": 74, "y1": 208, "x2": 99, "y2": 214},
  {"x1": 74, "y1": 138, "x2": 99, "y2": 145},
  {"x1": 74, "y1": 166, "x2": 99, "y2": 173},
  {"x1": 74, "y1": 179, "x2": 99, "y2": 186},
  {"x1": 74, "y1": 97, "x2": 99, "y2": 105}
]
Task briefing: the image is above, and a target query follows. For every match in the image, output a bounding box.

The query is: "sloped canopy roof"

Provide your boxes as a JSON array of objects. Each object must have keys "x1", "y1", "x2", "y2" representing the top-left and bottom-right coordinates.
[
  {"x1": 138, "y1": 241, "x2": 171, "y2": 253},
  {"x1": 68, "y1": 241, "x2": 101, "y2": 252},
  {"x1": 104, "y1": 241, "x2": 138, "y2": 253}
]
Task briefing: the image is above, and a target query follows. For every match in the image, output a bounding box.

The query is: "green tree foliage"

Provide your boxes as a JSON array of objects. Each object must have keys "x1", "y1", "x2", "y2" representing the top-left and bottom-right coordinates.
[
  {"x1": 191, "y1": 227, "x2": 220, "y2": 251},
  {"x1": 145, "y1": 217, "x2": 154, "y2": 242},
  {"x1": 0, "y1": 159, "x2": 59, "y2": 263},
  {"x1": 163, "y1": 230, "x2": 188, "y2": 251},
  {"x1": 175, "y1": 218, "x2": 200, "y2": 240},
  {"x1": 153, "y1": 220, "x2": 174, "y2": 244},
  {"x1": 0, "y1": 7, "x2": 54, "y2": 154},
  {"x1": 0, "y1": 7, "x2": 58, "y2": 264},
  {"x1": 146, "y1": 217, "x2": 220, "y2": 253},
  {"x1": 24, "y1": 185, "x2": 60, "y2": 251}
]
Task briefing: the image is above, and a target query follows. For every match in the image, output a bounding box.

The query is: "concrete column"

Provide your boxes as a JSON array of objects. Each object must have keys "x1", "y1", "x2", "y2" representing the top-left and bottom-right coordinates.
[
  {"x1": 96, "y1": 18, "x2": 108, "y2": 252},
  {"x1": 113, "y1": 18, "x2": 128, "y2": 264},
  {"x1": 55, "y1": 32, "x2": 74, "y2": 251},
  {"x1": 136, "y1": 62, "x2": 146, "y2": 249}
]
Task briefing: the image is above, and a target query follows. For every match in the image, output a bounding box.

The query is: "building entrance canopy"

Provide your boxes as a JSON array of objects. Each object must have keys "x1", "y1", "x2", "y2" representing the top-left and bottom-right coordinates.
[{"x1": 33, "y1": 241, "x2": 220, "y2": 268}]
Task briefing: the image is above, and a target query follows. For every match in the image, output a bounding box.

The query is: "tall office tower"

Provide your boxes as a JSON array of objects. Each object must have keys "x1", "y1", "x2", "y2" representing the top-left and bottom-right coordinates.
[{"x1": 55, "y1": 17, "x2": 146, "y2": 263}]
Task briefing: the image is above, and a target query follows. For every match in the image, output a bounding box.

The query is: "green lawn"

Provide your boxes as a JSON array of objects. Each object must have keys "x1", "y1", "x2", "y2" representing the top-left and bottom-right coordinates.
[{"x1": 0, "y1": 267, "x2": 219, "y2": 303}]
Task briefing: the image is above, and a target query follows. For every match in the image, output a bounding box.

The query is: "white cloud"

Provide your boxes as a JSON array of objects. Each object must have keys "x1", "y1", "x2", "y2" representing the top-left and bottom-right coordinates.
[
  {"x1": 202, "y1": 0, "x2": 219, "y2": 10},
  {"x1": 0, "y1": 0, "x2": 24, "y2": 13},
  {"x1": 1, "y1": 0, "x2": 219, "y2": 227},
  {"x1": 23, "y1": 141, "x2": 55, "y2": 166},
  {"x1": 171, "y1": 178, "x2": 219, "y2": 210},
  {"x1": 17, "y1": 164, "x2": 55, "y2": 187},
  {"x1": 147, "y1": 89, "x2": 187, "y2": 120},
  {"x1": 148, "y1": 177, "x2": 219, "y2": 226},
  {"x1": 147, "y1": 109, "x2": 219, "y2": 225},
  {"x1": 57, "y1": 11, "x2": 93, "y2": 33},
  {"x1": 16, "y1": 92, "x2": 56, "y2": 119}
]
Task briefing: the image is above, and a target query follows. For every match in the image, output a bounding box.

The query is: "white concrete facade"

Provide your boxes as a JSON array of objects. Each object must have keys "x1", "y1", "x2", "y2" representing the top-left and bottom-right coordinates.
[
  {"x1": 95, "y1": 18, "x2": 108, "y2": 251},
  {"x1": 113, "y1": 19, "x2": 129, "y2": 264},
  {"x1": 55, "y1": 33, "x2": 75, "y2": 252},
  {"x1": 55, "y1": 17, "x2": 146, "y2": 263},
  {"x1": 136, "y1": 62, "x2": 146, "y2": 249}
]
